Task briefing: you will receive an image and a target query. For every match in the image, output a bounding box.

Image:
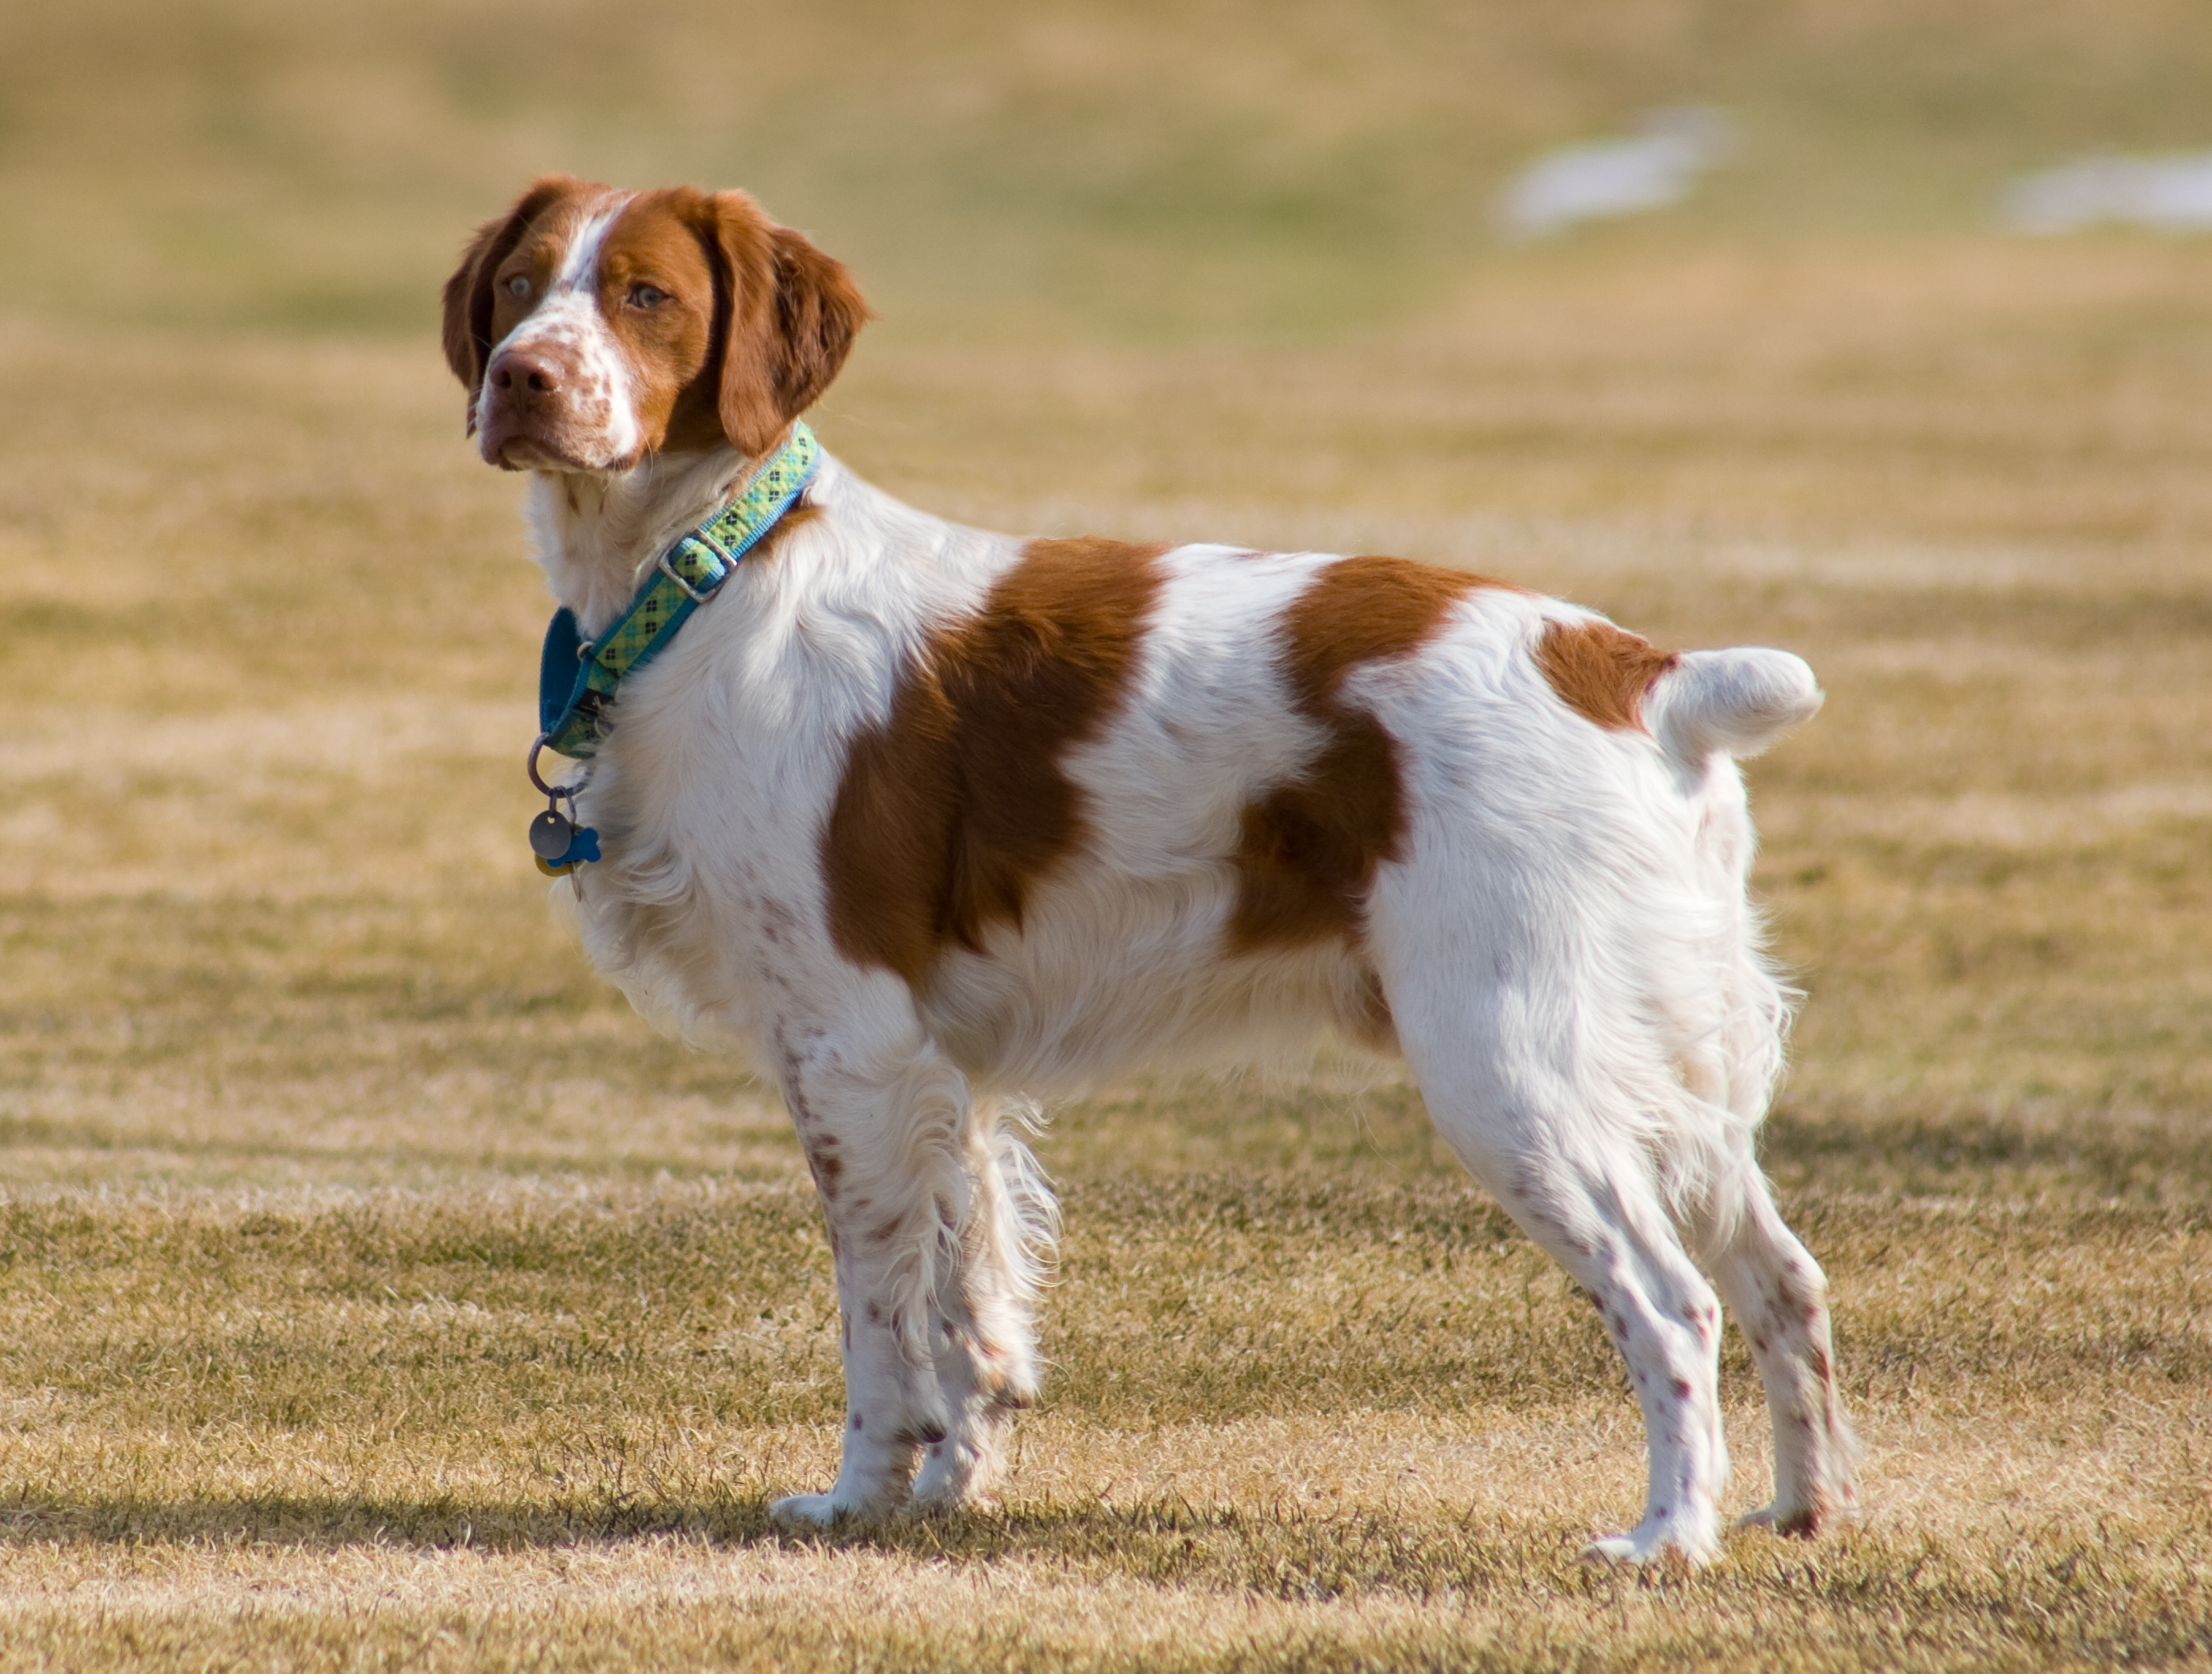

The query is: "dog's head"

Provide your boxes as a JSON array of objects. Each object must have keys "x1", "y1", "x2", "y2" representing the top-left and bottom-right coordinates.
[{"x1": 441, "y1": 177, "x2": 869, "y2": 472}]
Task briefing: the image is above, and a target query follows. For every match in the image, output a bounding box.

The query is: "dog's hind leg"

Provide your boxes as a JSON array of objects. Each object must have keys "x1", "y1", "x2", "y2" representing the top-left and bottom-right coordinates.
[
  {"x1": 1699, "y1": 1168, "x2": 1859, "y2": 1535},
  {"x1": 1382, "y1": 957, "x2": 1731, "y2": 1561},
  {"x1": 911, "y1": 1098, "x2": 1056, "y2": 1511},
  {"x1": 1460, "y1": 1133, "x2": 1731, "y2": 1564}
]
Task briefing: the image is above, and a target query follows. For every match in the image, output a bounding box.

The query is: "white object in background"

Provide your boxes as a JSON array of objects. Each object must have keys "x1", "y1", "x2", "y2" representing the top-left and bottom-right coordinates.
[
  {"x1": 1495, "y1": 108, "x2": 1733, "y2": 241},
  {"x1": 2002, "y1": 151, "x2": 2212, "y2": 234}
]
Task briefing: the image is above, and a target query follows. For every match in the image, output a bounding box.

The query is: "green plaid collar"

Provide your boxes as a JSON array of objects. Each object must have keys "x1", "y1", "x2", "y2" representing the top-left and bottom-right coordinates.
[{"x1": 536, "y1": 422, "x2": 819, "y2": 760}]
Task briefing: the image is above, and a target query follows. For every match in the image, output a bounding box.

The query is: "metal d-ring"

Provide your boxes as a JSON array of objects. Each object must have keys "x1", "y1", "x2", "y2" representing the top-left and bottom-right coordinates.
[{"x1": 526, "y1": 734, "x2": 590, "y2": 804}]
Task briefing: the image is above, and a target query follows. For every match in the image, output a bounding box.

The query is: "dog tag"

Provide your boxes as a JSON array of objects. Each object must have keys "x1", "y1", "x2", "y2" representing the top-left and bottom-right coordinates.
[{"x1": 529, "y1": 808, "x2": 576, "y2": 859}]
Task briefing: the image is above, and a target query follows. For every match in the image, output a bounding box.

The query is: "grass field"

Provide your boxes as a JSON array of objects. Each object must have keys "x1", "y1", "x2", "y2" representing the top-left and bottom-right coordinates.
[{"x1": 2, "y1": 2, "x2": 2211, "y2": 1668}]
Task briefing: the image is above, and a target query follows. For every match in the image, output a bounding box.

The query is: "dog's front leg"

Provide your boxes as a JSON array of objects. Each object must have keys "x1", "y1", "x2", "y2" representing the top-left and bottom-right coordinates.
[
  {"x1": 774, "y1": 1211, "x2": 938, "y2": 1524},
  {"x1": 770, "y1": 1030, "x2": 974, "y2": 1525},
  {"x1": 909, "y1": 1097, "x2": 1054, "y2": 1511}
]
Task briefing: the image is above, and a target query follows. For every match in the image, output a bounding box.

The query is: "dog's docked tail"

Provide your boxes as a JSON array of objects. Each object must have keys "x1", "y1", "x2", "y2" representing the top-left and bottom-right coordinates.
[{"x1": 1646, "y1": 649, "x2": 1823, "y2": 767}]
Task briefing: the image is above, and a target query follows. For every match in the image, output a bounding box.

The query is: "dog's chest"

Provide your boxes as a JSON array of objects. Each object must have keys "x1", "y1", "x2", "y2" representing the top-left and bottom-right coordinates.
[{"x1": 555, "y1": 510, "x2": 1002, "y2": 1045}]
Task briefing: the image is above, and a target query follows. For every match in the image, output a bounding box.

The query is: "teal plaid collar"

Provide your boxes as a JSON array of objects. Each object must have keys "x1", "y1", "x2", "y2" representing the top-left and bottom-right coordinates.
[{"x1": 536, "y1": 422, "x2": 819, "y2": 762}]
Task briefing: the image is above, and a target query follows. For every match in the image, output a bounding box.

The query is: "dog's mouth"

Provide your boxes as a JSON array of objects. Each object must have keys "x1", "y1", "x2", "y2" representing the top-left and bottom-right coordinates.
[
  {"x1": 480, "y1": 422, "x2": 633, "y2": 477},
  {"x1": 495, "y1": 435, "x2": 590, "y2": 473}
]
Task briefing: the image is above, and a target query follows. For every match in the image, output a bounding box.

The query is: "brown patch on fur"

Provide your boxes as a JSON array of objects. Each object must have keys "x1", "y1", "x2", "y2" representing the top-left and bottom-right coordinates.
[
  {"x1": 595, "y1": 194, "x2": 721, "y2": 452},
  {"x1": 1227, "y1": 556, "x2": 1500, "y2": 953},
  {"x1": 690, "y1": 190, "x2": 871, "y2": 456},
  {"x1": 823, "y1": 539, "x2": 1167, "y2": 984},
  {"x1": 1535, "y1": 617, "x2": 1678, "y2": 732},
  {"x1": 748, "y1": 498, "x2": 821, "y2": 561}
]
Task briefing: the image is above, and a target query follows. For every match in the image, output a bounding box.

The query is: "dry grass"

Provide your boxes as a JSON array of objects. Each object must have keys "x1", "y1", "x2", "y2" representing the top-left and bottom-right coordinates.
[{"x1": 4, "y1": 2, "x2": 2212, "y2": 1668}]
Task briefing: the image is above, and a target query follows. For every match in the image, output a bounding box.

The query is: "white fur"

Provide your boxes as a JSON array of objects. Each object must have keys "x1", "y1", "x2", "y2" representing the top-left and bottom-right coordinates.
[
  {"x1": 476, "y1": 197, "x2": 643, "y2": 471},
  {"x1": 476, "y1": 308, "x2": 1855, "y2": 1565}
]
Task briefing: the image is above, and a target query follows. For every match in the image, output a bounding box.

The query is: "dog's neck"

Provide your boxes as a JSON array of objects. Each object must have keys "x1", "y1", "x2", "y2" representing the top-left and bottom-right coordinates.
[{"x1": 522, "y1": 445, "x2": 757, "y2": 636}]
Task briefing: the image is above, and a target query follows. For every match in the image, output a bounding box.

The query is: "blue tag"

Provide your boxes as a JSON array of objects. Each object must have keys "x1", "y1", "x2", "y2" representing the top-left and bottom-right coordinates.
[{"x1": 534, "y1": 824, "x2": 601, "y2": 878}]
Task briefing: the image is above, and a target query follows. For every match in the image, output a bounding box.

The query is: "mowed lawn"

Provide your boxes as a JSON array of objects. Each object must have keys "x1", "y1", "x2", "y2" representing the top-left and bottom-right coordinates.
[{"x1": 3, "y1": 2, "x2": 2212, "y2": 1669}]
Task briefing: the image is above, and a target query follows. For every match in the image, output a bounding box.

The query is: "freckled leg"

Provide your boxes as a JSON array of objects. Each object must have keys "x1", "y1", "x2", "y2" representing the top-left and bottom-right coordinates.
[
  {"x1": 912, "y1": 1100, "x2": 1056, "y2": 1511},
  {"x1": 1425, "y1": 1118, "x2": 1730, "y2": 1560},
  {"x1": 1705, "y1": 1171, "x2": 1859, "y2": 1535},
  {"x1": 1416, "y1": 1076, "x2": 1730, "y2": 1561},
  {"x1": 1372, "y1": 860, "x2": 1758, "y2": 1563},
  {"x1": 1499, "y1": 1164, "x2": 1731, "y2": 1565},
  {"x1": 770, "y1": 1041, "x2": 975, "y2": 1525},
  {"x1": 770, "y1": 1217, "x2": 934, "y2": 1524}
]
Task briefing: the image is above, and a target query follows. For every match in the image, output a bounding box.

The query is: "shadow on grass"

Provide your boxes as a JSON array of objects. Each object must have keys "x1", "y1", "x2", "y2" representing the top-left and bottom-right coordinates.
[
  {"x1": 0, "y1": 1486, "x2": 1406, "y2": 1554},
  {"x1": 1, "y1": 1489, "x2": 783, "y2": 1551},
  {"x1": 0, "y1": 1114, "x2": 787, "y2": 1185},
  {"x1": 1763, "y1": 1102, "x2": 2212, "y2": 1206},
  {"x1": 0, "y1": 1113, "x2": 797, "y2": 1187},
  {"x1": 6, "y1": 1488, "x2": 2206, "y2": 1653},
  {"x1": 0, "y1": 1489, "x2": 1592, "y2": 1600}
]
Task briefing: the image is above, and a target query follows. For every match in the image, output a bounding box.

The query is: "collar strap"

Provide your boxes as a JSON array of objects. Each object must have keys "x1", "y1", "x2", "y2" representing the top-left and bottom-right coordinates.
[{"x1": 537, "y1": 422, "x2": 818, "y2": 759}]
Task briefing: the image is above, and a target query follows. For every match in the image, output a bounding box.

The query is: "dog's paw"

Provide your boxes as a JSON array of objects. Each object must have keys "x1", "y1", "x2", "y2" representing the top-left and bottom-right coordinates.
[
  {"x1": 1580, "y1": 1515, "x2": 1719, "y2": 1566},
  {"x1": 910, "y1": 1427, "x2": 1010, "y2": 1512},
  {"x1": 1734, "y1": 1500, "x2": 1832, "y2": 1538},
  {"x1": 1580, "y1": 1532, "x2": 1648, "y2": 1565},
  {"x1": 908, "y1": 1461, "x2": 1001, "y2": 1517},
  {"x1": 769, "y1": 1492, "x2": 844, "y2": 1527}
]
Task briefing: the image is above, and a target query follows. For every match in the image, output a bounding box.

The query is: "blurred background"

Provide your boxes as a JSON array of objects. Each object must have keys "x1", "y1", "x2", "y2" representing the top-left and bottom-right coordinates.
[
  {"x1": 3, "y1": 0, "x2": 2211, "y2": 1184},
  {"x1": 10, "y1": 0, "x2": 2212, "y2": 338}
]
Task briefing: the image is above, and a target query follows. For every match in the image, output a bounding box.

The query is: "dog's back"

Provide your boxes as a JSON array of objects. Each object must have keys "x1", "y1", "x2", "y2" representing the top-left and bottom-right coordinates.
[{"x1": 873, "y1": 538, "x2": 1819, "y2": 1135}]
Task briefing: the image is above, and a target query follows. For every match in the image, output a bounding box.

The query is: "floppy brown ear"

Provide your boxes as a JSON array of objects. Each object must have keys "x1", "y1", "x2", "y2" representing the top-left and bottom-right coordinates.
[
  {"x1": 440, "y1": 176, "x2": 594, "y2": 427},
  {"x1": 704, "y1": 194, "x2": 871, "y2": 456}
]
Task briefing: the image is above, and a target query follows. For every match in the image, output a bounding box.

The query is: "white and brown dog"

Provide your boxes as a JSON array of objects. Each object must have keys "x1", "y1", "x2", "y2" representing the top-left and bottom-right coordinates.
[{"x1": 443, "y1": 176, "x2": 1856, "y2": 1562}]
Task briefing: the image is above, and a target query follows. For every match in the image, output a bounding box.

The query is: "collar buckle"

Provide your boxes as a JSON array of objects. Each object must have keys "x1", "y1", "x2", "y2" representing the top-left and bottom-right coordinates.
[{"x1": 655, "y1": 532, "x2": 732, "y2": 605}]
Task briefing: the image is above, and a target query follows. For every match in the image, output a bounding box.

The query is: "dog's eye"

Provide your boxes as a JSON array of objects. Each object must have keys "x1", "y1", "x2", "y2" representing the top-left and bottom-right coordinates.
[
  {"x1": 629, "y1": 283, "x2": 670, "y2": 308},
  {"x1": 505, "y1": 274, "x2": 532, "y2": 299}
]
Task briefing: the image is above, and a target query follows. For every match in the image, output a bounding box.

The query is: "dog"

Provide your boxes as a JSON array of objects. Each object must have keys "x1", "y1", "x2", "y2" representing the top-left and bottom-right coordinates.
[{"x1": 441, "y1": 176, "x2": 1857, "y2": 1563}]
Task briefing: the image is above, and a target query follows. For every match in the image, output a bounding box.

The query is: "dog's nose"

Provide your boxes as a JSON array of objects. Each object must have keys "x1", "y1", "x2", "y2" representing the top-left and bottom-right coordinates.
[{"x1": 488, "y1": 349, "x2": 563, "y2": 397}]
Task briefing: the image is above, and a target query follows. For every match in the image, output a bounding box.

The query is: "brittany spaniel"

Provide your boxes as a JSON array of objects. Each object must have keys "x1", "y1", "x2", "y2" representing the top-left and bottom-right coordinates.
[{"x1": 441, "y1": 176, "x2": 1856, "y2": 1562}]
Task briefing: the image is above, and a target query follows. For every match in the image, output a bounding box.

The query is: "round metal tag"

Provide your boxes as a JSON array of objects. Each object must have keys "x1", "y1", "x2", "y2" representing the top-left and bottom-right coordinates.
[{"x1": 529, "y1": 809, "x2": 575, "y2": 859}]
